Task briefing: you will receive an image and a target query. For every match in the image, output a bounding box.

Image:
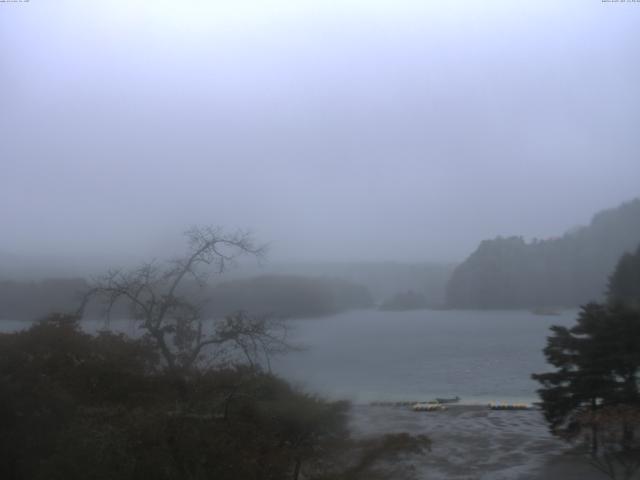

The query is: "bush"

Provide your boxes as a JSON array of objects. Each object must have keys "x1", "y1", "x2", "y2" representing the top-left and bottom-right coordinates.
[{"x1": 0, "y1": 313, "x2": 349, "y2": 480}]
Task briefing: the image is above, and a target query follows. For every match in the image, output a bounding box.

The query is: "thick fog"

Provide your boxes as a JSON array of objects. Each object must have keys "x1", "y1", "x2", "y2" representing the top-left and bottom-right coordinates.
[{"x1": 2, "y1": 0, "x2": 639, "y2": 266}]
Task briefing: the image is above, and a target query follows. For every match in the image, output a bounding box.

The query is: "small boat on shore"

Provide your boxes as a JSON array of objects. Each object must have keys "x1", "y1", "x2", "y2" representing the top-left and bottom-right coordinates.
[{"x1": 413, "y1": 402, "x2": 446, "y2": 412}]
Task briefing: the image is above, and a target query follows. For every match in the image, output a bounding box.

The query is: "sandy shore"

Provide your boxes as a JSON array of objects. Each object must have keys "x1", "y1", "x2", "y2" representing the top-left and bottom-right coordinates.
[{"x1": 348, "y1": 404, "x2": 606, "y2": 479}]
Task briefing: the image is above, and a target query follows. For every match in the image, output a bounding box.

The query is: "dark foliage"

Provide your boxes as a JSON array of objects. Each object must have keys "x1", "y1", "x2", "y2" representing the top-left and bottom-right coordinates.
[
  {"x1": 532, "y1": 304, "x2": 640, "y2": 434},
  {"x1": 0, "y1": 314, "x2": 351, "y2": 480}
]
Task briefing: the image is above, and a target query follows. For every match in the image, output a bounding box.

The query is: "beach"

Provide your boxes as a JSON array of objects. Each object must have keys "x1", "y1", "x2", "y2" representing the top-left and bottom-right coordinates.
[{"x1": 348, "y1": 404, "x2": 605, "y2": 479}]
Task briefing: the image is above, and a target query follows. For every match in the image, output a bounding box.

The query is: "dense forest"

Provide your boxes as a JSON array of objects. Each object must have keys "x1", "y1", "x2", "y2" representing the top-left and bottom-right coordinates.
[{"x1": 446, "y1": 199, "x2": 640, "y2": 309}]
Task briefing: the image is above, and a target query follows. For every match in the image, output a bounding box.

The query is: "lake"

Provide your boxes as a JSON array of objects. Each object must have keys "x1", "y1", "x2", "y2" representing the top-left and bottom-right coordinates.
[
  {"x1": 270, "y1": 309, "x2": 577, "y2": 404},
  {"x1": 0, "y1": 308, "x2": 577, "y2": 405}
]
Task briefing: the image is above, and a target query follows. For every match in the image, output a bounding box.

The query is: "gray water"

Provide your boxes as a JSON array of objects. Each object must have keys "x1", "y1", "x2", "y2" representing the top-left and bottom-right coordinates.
[
  {"x1": 270, "y1": 309, "x2": 577, "y2": 405},
  {"x1": 1, "y1": 309, "x2": 576, "y2": 405}
]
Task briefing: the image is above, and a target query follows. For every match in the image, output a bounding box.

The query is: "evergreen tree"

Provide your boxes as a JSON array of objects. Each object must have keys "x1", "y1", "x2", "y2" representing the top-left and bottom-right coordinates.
[
  {"x1": 533, "y1": 248, "x2": 640, "y2": 477},
  {"x1": 532, "y1": 303, "x2": 621, "y2": 453}
]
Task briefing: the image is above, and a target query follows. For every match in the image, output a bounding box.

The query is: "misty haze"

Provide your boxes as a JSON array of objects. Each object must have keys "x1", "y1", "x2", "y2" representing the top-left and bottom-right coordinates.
[{"x1": 1, "y1": 1, "x2": 639, "y2": 480}]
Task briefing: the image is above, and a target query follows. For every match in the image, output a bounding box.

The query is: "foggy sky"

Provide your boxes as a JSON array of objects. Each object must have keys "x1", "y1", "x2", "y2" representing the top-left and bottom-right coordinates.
[{"x1": 1, "y1": 0, "x2": 639, "y2": 265}]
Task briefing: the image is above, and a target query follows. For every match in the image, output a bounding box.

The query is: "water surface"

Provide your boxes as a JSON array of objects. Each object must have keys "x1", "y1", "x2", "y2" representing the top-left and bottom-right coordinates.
[{"x1": 271, "y1": 309, "x2": 576, "y2": 404}]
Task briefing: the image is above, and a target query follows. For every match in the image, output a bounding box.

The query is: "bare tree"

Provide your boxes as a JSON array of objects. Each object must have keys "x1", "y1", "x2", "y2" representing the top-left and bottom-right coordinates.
[{"x1": 79, "y1": 226, "x2": 291, "y2": 372}]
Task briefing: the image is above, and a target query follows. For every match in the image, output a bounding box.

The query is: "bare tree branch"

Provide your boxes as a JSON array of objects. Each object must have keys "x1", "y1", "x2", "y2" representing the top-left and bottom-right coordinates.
[{"x1": 79, "y1": 226, "x2": 288, "y2": 373}]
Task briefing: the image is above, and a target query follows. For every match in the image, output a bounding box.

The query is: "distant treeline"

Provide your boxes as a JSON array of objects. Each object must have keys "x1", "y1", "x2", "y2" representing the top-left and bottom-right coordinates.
[
  {"x1": 203, "y1": 275, "x2": 373, "y2": 318},
  {"x1": 446, "y1": 198, "x2": 640, "y2": 309},
  {"x1": 378, "y1": 290, "x2": 428, "y2": 311},
  {"x1": 268, "y1": 261, "x2": 455, "y2": 306},
  {"x1": 0, "y1": 278, "x2": 88, "y2": 321},
  {"x1": 0, "y1": 274, "x2": 372, "y2": 321}
]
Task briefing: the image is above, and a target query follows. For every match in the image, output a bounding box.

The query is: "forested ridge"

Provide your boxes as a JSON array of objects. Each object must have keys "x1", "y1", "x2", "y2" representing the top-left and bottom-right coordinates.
[{"x1": 446, "y1": 198, "x2": 640, "y2": 309}]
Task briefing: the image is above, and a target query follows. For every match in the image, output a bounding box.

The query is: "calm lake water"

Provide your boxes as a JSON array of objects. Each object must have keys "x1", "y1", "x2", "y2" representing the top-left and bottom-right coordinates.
[
  {"x1": 1, "y1": 308, "x2": 576, "y2": 405},
  {"x1": 271, "y1": 309, "x2": 577, "y2": 405}
]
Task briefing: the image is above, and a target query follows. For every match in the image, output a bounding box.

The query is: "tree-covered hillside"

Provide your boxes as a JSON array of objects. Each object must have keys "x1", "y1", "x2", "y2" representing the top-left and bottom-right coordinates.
[{"x1": 446, "y1": 199, "x2": 640, "y2": 309}]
